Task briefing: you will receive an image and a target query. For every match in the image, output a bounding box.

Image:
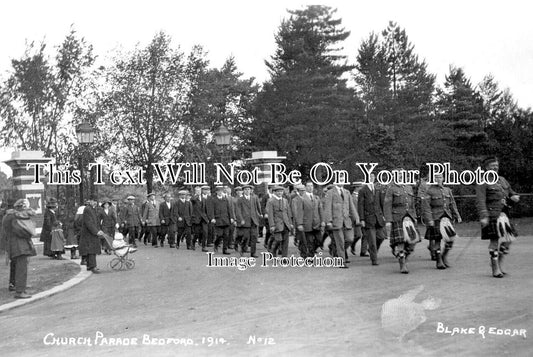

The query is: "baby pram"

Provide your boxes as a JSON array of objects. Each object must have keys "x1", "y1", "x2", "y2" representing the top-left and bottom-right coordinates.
[{"x1": 101, "y1": 232, "x2": 137, "y2": 271}]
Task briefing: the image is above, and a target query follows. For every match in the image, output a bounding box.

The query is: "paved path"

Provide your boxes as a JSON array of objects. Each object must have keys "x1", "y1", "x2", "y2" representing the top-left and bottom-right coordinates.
[{"x1": 0, "y1": 236, "x2": 531, "y2": 357}]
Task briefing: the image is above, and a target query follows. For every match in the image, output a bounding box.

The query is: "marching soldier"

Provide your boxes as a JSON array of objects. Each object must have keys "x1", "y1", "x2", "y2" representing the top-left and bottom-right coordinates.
[
  {"x1": 417, "y1": 167, "x2": 435, "y2": 261},
  {"x1": 476, "y1": 157, "x2": 519, "y2": 278},
  {"x1": 384, "y1": 176, "x2": 419, "y2": 274},
  {"x1": 422, "y1": 173, "x2": 462, "y2": 269}
]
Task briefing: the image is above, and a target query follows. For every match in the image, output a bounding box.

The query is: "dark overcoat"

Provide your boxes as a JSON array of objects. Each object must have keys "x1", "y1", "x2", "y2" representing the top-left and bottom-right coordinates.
[
  {"x1": 2, "y1": 209, "x2": 37, "y2": 259},
  {"x1": 79, "y1": 205, "x2": 101, "y2": 255}
]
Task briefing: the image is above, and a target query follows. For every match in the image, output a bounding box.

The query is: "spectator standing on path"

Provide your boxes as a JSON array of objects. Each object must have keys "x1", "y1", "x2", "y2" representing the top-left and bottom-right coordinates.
[
  {"x1": 2, "y1": 198, "x2": 37, "y2": 298},
  {"x1": 41, "y1": 197, "x2": 61, "y2": 259},
  {"x1": 79, "y1": 198, "x2": 105, "y2": 274},
  {"x1": 99, "y1": 199, "x2": 117, "y2": 254}
]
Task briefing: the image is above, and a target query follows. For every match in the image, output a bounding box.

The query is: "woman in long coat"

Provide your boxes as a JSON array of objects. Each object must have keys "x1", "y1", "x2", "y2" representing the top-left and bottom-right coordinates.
[
  {"x1": 99, "y1": 199, "x2": 117, "y2": 254},
  {"x1": 40, "y1": 197, "x2": 60, "y2": 258},
  {"x1": 78, "y1": 199, "x2": 104, "y2": 273}
]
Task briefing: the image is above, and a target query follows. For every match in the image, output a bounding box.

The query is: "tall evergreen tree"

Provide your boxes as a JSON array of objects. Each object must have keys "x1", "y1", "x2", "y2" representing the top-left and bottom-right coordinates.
[
  {"x1": 437, "y1": 66, "x2": 488, "y2": 167},
  {"x1": 250, "y1": 5, "x2": 360, "y2": 174},
  {"x1": 381, "y1": 21, "x2": 435, "y2": 124},
  {"x1": 353, "y1": 23, "x2": 440, "y2": 168}
]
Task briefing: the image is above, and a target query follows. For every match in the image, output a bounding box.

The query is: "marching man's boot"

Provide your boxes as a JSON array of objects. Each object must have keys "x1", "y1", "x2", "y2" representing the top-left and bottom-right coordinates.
[
  {"x1": 399, "y1": 253, "x2": 408, "y2": 274},
  {"x1": 490, "y1": 251, "x2": 504, "y2": 278},
  {"x1": 435, "y1": 250, "x2": 446, "y2": 269},
  {"x1": 442, "y1": 242, "x2": 453, "y2": 268},
  {"x1": 498, "y1": 248, "x2": 507, "y2": 275}
]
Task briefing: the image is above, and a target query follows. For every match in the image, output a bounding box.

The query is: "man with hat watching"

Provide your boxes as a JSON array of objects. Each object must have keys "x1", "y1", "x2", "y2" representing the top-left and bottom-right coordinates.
[
  {"x1": 476, "y1": 156, "x2": 520, "y2": 278},
  {"x1": 99, "y1": 198, "x2": 117, "y2": 254},
  {"x1": 208, "y1": 186, "x2": 235, "y2": 254},
  {"x1": 122, "y1": 196, "x2": 141, "y2": 247},
  {"x1": 173, "y1": 190, "x2": 192, "y2": 249},
  {"x1": 266, "y1": 186, "x2": 293, "y2": 257},
  {"x1": 142, "y1": 193, "x2": 161, "y2": 247},
  {"x1": 79, "y1": 198, "x2": 105, "y2": 273},
  {"x1": 235, "y1": 185, "x2": 262, "y2": 257},
  {"x1": 159, "y1": 193, "x2": 176, "y2": 248},
  {"x1": 1, "y1": 198, "x2": 37, "y2": 298}
]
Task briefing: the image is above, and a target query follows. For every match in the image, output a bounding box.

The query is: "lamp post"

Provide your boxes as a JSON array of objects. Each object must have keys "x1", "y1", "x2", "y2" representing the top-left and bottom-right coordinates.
[
  {"x1": 214, "y1": 124, "x2": 231, "y2": 164},
  {"x1": 75, "y1": 121, "x2": 96, "y2": 204}
]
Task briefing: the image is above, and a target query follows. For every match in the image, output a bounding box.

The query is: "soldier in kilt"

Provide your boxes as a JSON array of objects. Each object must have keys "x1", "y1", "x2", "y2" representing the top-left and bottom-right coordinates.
[
  {"x1": 422, "y1": 173, "x2": 462, "y2": 269},
  {"x1": 476, "y1": 157, "x2": 520, "y2": 278},
  {"x1": 384, "y1": 180, "x2": 419, "y2": 274}
]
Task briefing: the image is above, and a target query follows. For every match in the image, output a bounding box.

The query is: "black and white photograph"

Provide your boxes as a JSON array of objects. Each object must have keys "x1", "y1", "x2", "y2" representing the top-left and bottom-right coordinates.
[{"x1": 0, "y1": 1, "x2": 532, "y2": 356}]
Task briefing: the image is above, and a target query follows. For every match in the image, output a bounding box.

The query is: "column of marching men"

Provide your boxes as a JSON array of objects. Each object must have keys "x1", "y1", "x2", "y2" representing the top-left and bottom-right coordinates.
[
  {"x1": 106, "y1": 157, "x2": 520, "y2": 276},
  {"x1": 109, "y1": 180, "x2": 447, "y2": 272}
]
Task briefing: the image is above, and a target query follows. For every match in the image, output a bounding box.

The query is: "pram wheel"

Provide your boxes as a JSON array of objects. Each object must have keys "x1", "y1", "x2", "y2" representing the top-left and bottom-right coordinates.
[
  {"x1": 125, "y1": 259, "x2": 135, "y2": 270},
  {"x1": 110, "y1": 257, "x2": 123, "y2": 271}
]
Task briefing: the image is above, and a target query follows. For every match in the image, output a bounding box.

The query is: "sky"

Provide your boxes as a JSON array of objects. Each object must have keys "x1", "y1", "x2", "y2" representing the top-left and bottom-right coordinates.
[{"x1": 1, "y1": 0, "x2": 533, "y2": 175}]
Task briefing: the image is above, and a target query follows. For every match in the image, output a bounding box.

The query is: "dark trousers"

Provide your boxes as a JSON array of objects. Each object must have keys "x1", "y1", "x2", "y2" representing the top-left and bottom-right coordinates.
[
  {"x1": 177, "y1": 225, "x2": 192, "y2": 247},
  {"x1": 363, "y1": 226, "x2": 385, "y2": 263},
  {"x1": 214, "y1": 225, "x2": 230, "y2": 251},
  {"x1": 299, "y1": 230, "x2": 321, "y2": 258},
  {"x1": 271, "y1": 228, "x2": 289, "y2": 257},
  {"x1": 237, "y1": 224, "x2": 258, "y2": 256},
  {"x1": 10, "y1": 256, "x2": 29, "y2": 293},
  {"x1": 207, "y1": 223, "x2": 215, "y2": 245},
  {"x1": 147, "y1": 226, "x2": 161, "y2": 246},
  {"x1": 160, "y1": 224, "x2": 176, "y2": 245},
  {"x1": 195, "y1": 222, "x2": 209, "y2": 248},
  {"x1": 229, "y1": 224, "x2": 236, "y2": 249},
  {"x1": 86, "y1": 254, "x2": 97, "y2": 270},
  {"x1": 126, "y1": 226, "x2": 140, "y2": 245},
  {"x1": 140, "y1": 224, "x2": 149, "y2": 243}
]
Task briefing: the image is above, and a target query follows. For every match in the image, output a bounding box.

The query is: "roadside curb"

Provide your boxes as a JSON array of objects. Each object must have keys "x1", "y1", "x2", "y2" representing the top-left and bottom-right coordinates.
[{"x1": 0, "y1": 261, "x2": 92, "y2": 313}]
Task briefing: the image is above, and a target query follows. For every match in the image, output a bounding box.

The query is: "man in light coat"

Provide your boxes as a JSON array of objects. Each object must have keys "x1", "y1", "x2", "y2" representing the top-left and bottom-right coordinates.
[{"x1": 323, "y1": 183, "x2": 360, "y2": 268}]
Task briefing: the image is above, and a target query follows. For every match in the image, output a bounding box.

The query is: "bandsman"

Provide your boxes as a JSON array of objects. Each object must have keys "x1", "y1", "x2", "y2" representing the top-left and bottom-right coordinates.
[
  {"x1": 476, "y1": 157, "x2": 519, "y2": 278},
  {"x1": 384, "y1": 177, "x2": 420, "y2": 274},
  {"x1": 422, "y1": 173, "x2": 462, "y2": 269}
]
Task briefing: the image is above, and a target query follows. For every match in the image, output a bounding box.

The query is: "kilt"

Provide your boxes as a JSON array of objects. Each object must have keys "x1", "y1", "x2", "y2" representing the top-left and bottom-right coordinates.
[
  {"x1": 389, "y1": 222, "x2": 404, "y2": 246},
  {"x1": 424, "y1": 223, "x2": 442, "y2": 241},
  {"x1": 390, "y1": 221, "x2": 420, "y2": 246},
  {"x1": 481, "y1": 219, "x2": 499, "y2": 240}
]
